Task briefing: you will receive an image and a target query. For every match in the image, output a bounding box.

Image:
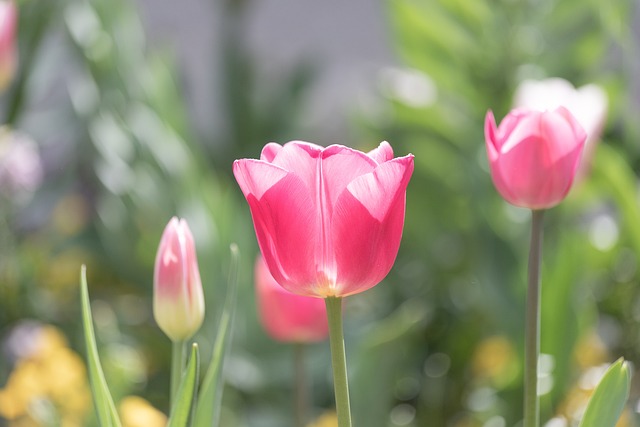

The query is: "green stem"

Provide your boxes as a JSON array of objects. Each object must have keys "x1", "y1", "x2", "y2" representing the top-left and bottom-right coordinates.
[
  {"x1": 171, "y1": 339, "x2": 186, "y2": 407},
  {"x1": 294, "y1": 342, "x2": 307, "y2": 427},
  {"x1": 325, "y1": 296, "x2": 352, "y2": 427},
  {"x1": 524, "y1": 209, "x2": 545, "y2": 427}
]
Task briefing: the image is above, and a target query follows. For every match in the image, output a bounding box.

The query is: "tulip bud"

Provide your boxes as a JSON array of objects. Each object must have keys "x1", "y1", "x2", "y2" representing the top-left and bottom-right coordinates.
[
  {"x1": 153, "y1": 217, "x2": 204, "y2": 341},
  {"x1": 255, "y1": 255, "x2": 328, "y2": 342},
  {"x1": 484, "y1": 108, "x2": 587, "y2": 210},
  {"x1": 0, "y1": 1, "x2": 17, "y2": 92}
]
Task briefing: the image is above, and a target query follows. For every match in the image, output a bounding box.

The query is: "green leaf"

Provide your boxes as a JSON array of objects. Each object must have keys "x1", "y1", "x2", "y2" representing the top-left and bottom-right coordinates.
[
  {"x1": 80, "y1": 265, "x2": 122, "y2": 427},
  {"x1": 168, "y1": 343, "x2": 201, "y2": 427},
  {"x1": 193, "y1": 244, "x2": 240, "y2": 427},
  {"x1": 579, "y1": 358, "x2": 631, "y2": 427}
]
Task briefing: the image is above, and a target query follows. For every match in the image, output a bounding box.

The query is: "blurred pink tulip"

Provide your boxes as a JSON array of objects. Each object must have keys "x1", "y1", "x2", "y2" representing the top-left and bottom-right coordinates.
[
  {"x1": 255, "y1": 255, "x2": 328, "y2": 342},
  {"x1": 153, "y1": 217, "x2": 205, "y2": 341},
  {"x1": 0, "y1": 1, "x2": 17, "y2": 92},
  {"x1": 485, "y1": 108, "x2": 587, "y2": 210},
  {"x1": 514, "y1": 78, "x2": 607, "y2": 173},
  {"x1": 234, "y1": 141, "x2": 414, "y2": 298}
]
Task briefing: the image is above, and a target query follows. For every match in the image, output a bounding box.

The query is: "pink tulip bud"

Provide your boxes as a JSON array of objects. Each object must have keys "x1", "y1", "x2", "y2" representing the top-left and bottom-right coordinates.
[
  {"x1": 234, "y1": 141, "x2": 414, "y2": 298},
  {"x1": 153, "y1": 217, "x2": 204, "y2": 341},
  {"x1": 484, "y1": 108, "x2": 587, "y2": 210},
  {"x1": 255, "y1": 255, "x2": 329, "y2": 342},
  {"x1": 0, "y1": 1, "x2": 17, "y2": 92}
]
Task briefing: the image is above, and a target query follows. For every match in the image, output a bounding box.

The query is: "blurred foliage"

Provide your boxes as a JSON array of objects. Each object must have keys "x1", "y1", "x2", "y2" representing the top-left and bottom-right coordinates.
[{"x1": 0, "y1": 0, "x2": 639, "y2": 426}]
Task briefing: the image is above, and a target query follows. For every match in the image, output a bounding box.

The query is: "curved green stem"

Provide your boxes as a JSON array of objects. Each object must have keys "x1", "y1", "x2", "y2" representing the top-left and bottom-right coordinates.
[
  {"x1": 325, "y1": 297, "x2": 352, "y2": 427},
  {"x1": 524, "y1": 209, "x2": 545, "y2": 427}
]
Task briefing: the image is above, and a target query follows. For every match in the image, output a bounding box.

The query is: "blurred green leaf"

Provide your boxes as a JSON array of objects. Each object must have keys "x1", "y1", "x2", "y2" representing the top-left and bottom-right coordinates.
[
  {"x1": 194, "y1": 244, "x2": 239, "y2": 427},
  {"x1": 80, "y1": 265, "x2": 122, "y2": 427},
  {"x1": 168, "y1": 343, "x2": 200, "y2": 427},
  {"x1": 579, "y1": 358, "x2": 631, "y2": 427}
]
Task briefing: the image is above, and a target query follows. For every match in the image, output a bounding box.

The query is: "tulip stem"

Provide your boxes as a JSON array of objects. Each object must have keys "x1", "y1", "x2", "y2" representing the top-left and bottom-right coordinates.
[
  {"x1": 325, "y1": 296, "x2": 352, "y2": 427},
  {"x1": 171, "y1": 339, "x2": 186, "y2": 407},
  {"x1": 294, "y1": 343, "x2": 307, "y2": 427},
  {"x1": 524, "y1": 209, "x2": 545, "y2": 427}
]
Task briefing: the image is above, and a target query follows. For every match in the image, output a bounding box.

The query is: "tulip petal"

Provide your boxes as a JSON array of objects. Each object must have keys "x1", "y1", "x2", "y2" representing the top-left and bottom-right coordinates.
[
  {"x1": 330, "y1": 155, "x2": 414, "y2": 296},
  {"x1": 367, "y1": 141, "x2": 395, "y2": 164},
  {"x1": 260, "y1": 143, "x2": 282, "y2": 162},
  {"x1": 484, "y1": 111, "x2": 499, "y2": 162},
  {"x1": 234, "y1": 159, "x2": 320, "y2": 295}
]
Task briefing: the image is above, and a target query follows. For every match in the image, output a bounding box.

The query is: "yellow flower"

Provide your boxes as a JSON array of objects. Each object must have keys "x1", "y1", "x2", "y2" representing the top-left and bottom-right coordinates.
[{"x1": 119, "y1": 396, "x2": 167, "y2": 427}]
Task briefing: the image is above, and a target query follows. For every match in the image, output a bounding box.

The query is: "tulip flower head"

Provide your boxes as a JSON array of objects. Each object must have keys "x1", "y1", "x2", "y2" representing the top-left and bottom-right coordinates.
[
  {"x1": 514, "y1": 78, "x2": 607, "y2": 173},
  {"x1": 485, "y1": 108, "x2": 587, "y2": 210},
  {"x1": 234, "y1": 141, "x2": 414, "y2": 298},
  {"x1": 0, "y1": 1, "x2": 17, "y2": 92},
  {"x1": 255, "y1": 255, "x2": 329, "y2": 342},
  {"x1": 153, "y1": 217, "x2": 205, "y2": 341}
]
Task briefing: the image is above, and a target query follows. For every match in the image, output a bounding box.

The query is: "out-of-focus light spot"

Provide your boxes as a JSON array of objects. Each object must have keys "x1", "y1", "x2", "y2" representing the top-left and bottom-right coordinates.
[
  {"x1": 483, "y1": 415, "x2": 506, "y2": 427},
  {"x1": 472, "y1": 336, "x2": 518, "y2": 387},
  {"x1": 467, "y1": 387, "x2": 496, "y2": 412},
  {"x1": 306, "y1": 411, "x2": 337, "y2": 427},
  {"x1": 544, "y1": 417, "x2": 568, "y2": 427},
  {"x1": 395, "y1": 376, "x2": 421, "y2": 401},
  {"x1": 379, "y1": 67, "x2": 437, "y2": 108},
  {"x1": 615, "y1": 248, "x2": 637, "y2": 283},
  {"x1": 579, "y1": 365, "x2": 608, "y2": 390},
  {"x1": 589, "y1": 213, "x2": 618, "y2": 251},
  {"x1": 390, "y1": 403, "x2": 416, "y2": 426},
  {"x1": 538, "y1": 354, "x2": 555, "y2": 375},
  {"x1": 424, "y1": 352, "x2": 451, "y2": 378}
]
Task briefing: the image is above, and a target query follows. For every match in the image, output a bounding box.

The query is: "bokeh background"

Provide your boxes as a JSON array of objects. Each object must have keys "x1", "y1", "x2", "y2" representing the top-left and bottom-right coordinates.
[{"x1": 1, "y1": 0, "x2": 640, "y2": 426}]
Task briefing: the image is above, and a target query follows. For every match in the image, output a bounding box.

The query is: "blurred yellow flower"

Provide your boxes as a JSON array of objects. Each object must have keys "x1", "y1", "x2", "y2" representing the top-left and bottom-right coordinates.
[
  {"x1": 119, "y1": 396, "x2": 167, "y2": 427},
  {"x1": 307, "y1": 411, "x2": 338, "y2": 427},
  {"x1": 472, "y1": 335, "x2": 518, "y2": 387},
  {"x1": 0, "y1": 325, "x2": 91, "y2": 426}
]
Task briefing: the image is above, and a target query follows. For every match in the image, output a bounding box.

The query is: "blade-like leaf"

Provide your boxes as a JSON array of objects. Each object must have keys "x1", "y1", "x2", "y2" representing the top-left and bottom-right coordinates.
[
  {"x1": 193, "y1": 244, "x2": 240, "y2": 427},
  {"x1": 579, "y1": 358, "x2": 631, "y2": 427},
  {"x1": 80, "y1": 265, "x2": 122, "y2": 427},
  {"x1": 168, "y1": 343, "x2": 201, "y2": 427}
]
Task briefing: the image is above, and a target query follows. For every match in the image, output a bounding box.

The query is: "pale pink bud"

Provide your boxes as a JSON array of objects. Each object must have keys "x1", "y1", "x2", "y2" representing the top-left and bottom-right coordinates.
[
  {"x1": 153, "y1": 217, "x2": 204, "y2": 341},
  {"x1": 234, "y1": 141, "x2": 414, "y2": 298},
  {"x1": 255, "y1": 255, "x2": 328, "y2": 343},
  {"x1": 485, "y1": 108, "x2": 587, "y2": 210},
  {"x1": 0, "y1": 1, "x2": 17, "y2": 92}
]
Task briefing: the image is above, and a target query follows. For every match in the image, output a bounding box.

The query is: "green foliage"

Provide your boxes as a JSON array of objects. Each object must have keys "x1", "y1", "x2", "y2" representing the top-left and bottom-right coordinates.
[
  {"x1": 168, "y1": 344, "x2": 200, "y2": 427},
  {"x1": 194, "y1": 244, "x2": 239, "y2": 427},
  {"x1": 579, "y1": 358, "x2": 631, "y2": 427},
  {"x1": 80, "y1": 266, "x2": 122, "y2": 427}
]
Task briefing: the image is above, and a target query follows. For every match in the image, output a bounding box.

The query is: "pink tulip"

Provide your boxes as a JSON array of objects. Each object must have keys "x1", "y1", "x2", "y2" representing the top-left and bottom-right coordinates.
[
  {"x1": 255, "y1": 255, "x2": 329, "y2": 342},
  {"x1": 153, "y1": 217, "x2": 205, "y2": 341},
  {"x1": 234, "y1": 141, "x2": 414, "y2": 298},
  {"x1": 0, "y1": 1, "x2": 17, "y2": 92},
  {"x1": 485, "y1": 108, "x2": 587, "y2": 210}
]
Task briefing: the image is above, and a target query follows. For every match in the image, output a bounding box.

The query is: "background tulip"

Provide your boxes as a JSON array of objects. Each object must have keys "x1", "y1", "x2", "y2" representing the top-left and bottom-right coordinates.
[
  {"x1": 234, "y1": 140, "x2": 414, "y2": 298},
  {"x1": 513, "y1": 78, "x2": 608, "y2": 172},
  {"x1": 485, "y1": 108, "x2": 587, "y2": 210},
  {"x1": 153, "y1": 217, "x2": 205, "y2": 342},
  {"x1": 255, "y1": 255, "x2": 328, "y2": 342},
  {"x1": 0, "y1": 1, "x2": 16, "y2": 92}
]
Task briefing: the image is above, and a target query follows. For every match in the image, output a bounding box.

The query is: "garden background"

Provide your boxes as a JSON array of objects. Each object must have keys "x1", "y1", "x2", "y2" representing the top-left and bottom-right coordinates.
[{"x1": 1, "y1": 0, "x2": 639, "y2": 426}]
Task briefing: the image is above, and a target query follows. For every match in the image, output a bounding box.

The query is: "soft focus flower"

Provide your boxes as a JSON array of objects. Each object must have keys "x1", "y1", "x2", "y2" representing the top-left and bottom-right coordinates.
[
  {"x1": 484, "y1": 108, "x2": 587, "y2": 210},
  {"x1": 0, "y1": 324, "x2": 91, "y2": 426},
  {"x1": 0, "y1": 0, "x2": 16, "y2": 92},
  {"x1": 234, "y1": 141, "x2": 414, "y2": 298},
  {"x1": 119, "y1": 396, "x2": 167, "y2": 427},
  {"x1": 514, "y1": 78, "x2": 608, "y2": 170},
  {"x1": 0, "y1": 128, "x2": 42, "y2": 199},
  {"x1": 255, "y1": 255, "x2": 329, "y2": 342},
  {"x1": 153, "y1": 217, "x2": 204, "y2": 341}
]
